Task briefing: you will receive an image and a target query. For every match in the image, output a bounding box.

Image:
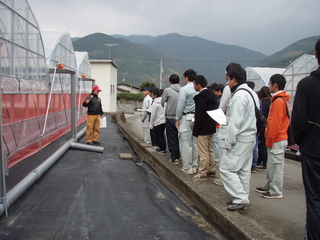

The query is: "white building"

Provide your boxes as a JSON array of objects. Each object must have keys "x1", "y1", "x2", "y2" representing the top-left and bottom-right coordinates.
[{"x1": 90, "y1": 60, "x2": 118, "y2": 112}]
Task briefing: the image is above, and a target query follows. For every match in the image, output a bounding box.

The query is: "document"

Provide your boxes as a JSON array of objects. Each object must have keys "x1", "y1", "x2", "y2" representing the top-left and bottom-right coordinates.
[
  {"x1": 207, "y1": 108, "x2": 226, "y2": 125},
  {"x1": 100, "y1": 118, "x2": 107, "y2": 128}
]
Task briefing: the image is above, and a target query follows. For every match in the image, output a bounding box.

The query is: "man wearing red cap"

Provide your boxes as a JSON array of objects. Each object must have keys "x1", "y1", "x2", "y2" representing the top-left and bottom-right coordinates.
[{"x1": 82, "y1": 85, "x2": 104, "y2": 145}]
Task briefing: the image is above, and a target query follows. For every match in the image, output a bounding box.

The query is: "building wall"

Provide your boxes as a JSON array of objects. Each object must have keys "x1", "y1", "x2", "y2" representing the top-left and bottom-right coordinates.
[{"x1": 90, "y1": 60, "x2": 118, "y2": 112}]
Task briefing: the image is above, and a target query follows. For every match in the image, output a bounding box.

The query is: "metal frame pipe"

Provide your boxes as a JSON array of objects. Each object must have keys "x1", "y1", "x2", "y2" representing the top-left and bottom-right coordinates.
[{"x1": 0, "y1": 127, "x2": 104, "y2": 217}]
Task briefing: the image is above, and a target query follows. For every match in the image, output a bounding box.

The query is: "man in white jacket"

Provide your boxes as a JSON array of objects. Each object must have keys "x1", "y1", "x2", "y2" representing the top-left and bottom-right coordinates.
[
  {"x1": 218, "y1": 65, "x2": 258, "y2": 211},
  {"x1": 141, "y1": 87, "x2": 152, "y2": 144}
]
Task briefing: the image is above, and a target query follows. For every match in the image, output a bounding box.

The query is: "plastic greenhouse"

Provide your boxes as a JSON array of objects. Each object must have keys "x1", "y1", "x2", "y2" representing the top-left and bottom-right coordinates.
[
  {"x1": 245, "y1": 67, "x2": 286, "y2": 92},
  {"x1": 283, "y1": 54, "x2": 318, "y2": 106},
  {"x1": 0, "y1": 0, "x2": 91, "y2": 167}
]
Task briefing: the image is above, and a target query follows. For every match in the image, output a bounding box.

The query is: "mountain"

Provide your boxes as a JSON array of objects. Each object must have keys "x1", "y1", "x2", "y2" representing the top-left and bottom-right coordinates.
[
  {"x1": 74, "y1": 32, "x2": 267, "y2": 87},
  {"x1": 73, "y1": 33, "x2": 188, "y2": 88},
  {"x1": 256, "y1": 36, "x2": 320, "y2": 68},
  {"x1": 145, "y1": 33, "x2": 266, "y2": 83},
  {"x1": 112, "y1": 34, "x2": 155, "y2": 45}
]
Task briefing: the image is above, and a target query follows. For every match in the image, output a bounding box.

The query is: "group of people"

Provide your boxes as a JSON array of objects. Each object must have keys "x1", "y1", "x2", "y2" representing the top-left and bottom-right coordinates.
[
  {"x1": 139, "y1": 39, "x2": 320, "y2": 239},
  {"x1": 81, "y1": 38, "x2": 320, "y2": 239}
]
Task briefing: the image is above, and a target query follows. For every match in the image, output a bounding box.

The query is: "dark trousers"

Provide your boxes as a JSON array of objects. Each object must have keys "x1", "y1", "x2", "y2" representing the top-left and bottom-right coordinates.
[
  {"x1": 301, "y1": 154, "x2": 320, "y2": 240},
  {"x1": 258, "y1": 134, "x2": 267, "y2": 166},
  {"x1": 165, "y1": 118, "x2": 180, "y2": 160},
  {"x1": 153, "y1": 123, "x2": 166, "y2": 151},
  {"x1": 150, "y1": 128, "x2": 157, "y2": 147}
]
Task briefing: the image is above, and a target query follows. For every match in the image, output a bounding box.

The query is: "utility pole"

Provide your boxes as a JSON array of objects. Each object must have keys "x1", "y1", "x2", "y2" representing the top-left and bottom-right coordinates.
[
  {"x1": 104, "y1": 44, "x2": 118, "y2": 60},
  {"x1": 159, "y1": 59, "x2": 164, "y2": 89}
]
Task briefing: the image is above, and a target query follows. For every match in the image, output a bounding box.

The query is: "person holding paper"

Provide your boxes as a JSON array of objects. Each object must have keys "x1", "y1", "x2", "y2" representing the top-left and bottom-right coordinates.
[
  {"x1": 219, "y1": 66, "x2": 258, "y2": 211},
  {"x1": 192, "y1": 75, "x2": 218, "y2": 180}
]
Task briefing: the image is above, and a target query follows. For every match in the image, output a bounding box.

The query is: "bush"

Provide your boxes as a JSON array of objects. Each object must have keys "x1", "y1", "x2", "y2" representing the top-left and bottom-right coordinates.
[{"x1": 117, "y1": 92, "x2": 144, "y2": 101}]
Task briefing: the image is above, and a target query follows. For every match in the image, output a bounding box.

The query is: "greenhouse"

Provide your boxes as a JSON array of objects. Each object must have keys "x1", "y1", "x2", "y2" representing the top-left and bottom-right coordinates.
[
  {"x1": 245, "y1": 67, "x2": 286, "y2": 91},
  {"x1": 283, "y1": 54, "x2": 318, "y2": 106},
  {"x1": 0, "y1": 0, "x2": 90, "y2": 167}
]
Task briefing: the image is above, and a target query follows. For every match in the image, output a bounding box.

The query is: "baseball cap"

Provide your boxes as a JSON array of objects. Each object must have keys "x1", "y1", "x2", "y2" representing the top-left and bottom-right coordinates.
[
  {"x1": 92, "y1": 85, "x2": 102, "y2": 92},
  {"x1": 143, "y1": 87, "x2": 150, "y2": 91}
]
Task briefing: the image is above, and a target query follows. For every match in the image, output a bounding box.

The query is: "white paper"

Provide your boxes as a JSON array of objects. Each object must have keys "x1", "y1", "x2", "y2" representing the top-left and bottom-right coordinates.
[
  {"x1": 100, "y1": 118, "x2": 107, "y2": 128},
  {"x1": 206, "y1": 108, "x2": 226, "y2": 125},
  {"x1": 137, "y1": 108, "x2": 147, "y2": 112},
  {"x1": 138, "y1": 119, "x2": 149, "y2": 128}
]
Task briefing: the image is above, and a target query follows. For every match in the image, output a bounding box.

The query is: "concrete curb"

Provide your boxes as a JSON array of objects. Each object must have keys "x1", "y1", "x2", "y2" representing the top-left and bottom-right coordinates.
[{"x1": 116, "y1": 112, "x2": 280, "y2": 240}]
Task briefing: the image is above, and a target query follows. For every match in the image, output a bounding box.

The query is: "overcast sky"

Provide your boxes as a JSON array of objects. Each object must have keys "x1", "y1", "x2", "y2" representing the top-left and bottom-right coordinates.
[{"x1": 28, "y1": 0, "x2": 320, "y2": 56}]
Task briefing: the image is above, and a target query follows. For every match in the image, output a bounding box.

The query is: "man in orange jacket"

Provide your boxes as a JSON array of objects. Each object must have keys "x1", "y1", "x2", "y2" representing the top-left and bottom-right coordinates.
[{"x1": 255, "y1": 74, "x2": 290, "y2": 199}]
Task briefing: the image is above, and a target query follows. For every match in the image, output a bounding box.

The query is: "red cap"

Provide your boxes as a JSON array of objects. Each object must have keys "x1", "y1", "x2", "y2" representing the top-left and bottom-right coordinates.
[{"x1": 92, "y1": 85, "x2": 101, "y2": 92}]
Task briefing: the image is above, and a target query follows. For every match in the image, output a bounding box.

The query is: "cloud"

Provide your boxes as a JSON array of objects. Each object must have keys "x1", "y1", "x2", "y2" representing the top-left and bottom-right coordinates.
[{"x1": 28, "y1": 0, "x2": 320, "y2": 55}]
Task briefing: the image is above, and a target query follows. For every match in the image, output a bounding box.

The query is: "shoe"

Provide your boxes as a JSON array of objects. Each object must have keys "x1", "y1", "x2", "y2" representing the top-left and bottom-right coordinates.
[
  {"x1": 213, "y1": 178, "x2": 223, "y2": 186},
  {"x1": 257, "y1": 165, "x2": 266, "y2": 171},
  {"x1": 181, "y1": 168, "x2": 194, "y2": 175},
  {"x1": 194, "y1": 174, "x2": 208, "y2": 181},
  {"x1": 158, "y1": 150, "x2": 167, "y2": 155},
  {"x1": 93, "y1": 141, "x2": 100, "y2": 145},
  {"x1": 192, "y1": 167, "x2": 197, "y2": 174},
  {"x1": 207, "y1": 171, "x2": 217, "y2": 177},
  {"x1": 251, "y1": 167, "x2": 257, "y2": 173},
  {"x1": 87, "y1": 142, "x2": 93, "y2": 145},
  {"x1": 153, "y1": 146, "x2": 159, "y2": 150},
  {"x1": 261, "y1": 192, "x2": 283, "y2": 199},
  {"x1": 227, "y1": 203, "x2": 250, "y2": 211},
  {"x1": 255, "y1": 187, "x2": 268, "y2": 193},
  {"x1": 171, "y1": 159, "x2": 179, "y2": 165},
  {"x1": 226, "y1": 200, "x2": 234, "y2": 205}
]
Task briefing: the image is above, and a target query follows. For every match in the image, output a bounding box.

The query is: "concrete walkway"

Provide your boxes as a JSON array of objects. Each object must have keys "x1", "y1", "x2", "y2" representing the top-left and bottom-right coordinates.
[{"x1": 120, "y1": 112, "x2": 306, "y2": 240}]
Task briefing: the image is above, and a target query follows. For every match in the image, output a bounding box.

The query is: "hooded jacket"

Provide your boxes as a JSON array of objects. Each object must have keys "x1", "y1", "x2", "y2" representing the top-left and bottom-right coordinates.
[
  {"x1": 265, "y1": 91, "x2": 290, "y2": 148},
  {"x1": 193, "y1": 88, "x2": 218, "y2": 136},
  {"x1": 147, "y1": 97, "x2": 165, "y2": 129},
  {"x1": 292, "y1": 67, "x2": 320, "y2": 158},
  {"x1": 161, "y1": 83, "x2": 181, "y2": 119}
]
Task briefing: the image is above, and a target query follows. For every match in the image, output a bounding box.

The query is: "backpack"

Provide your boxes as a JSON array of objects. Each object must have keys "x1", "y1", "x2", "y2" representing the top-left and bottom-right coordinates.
[{"x1": 235, "y1": 88, "x2": 266, "y2": 135}]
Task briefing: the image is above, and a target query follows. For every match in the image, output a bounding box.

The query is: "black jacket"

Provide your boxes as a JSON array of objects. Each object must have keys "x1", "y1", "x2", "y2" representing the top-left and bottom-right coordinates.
[
  {"x1": 82, "y1": 93, "x2": 104, "y2": 115},
  {"x1": 193, "y1": 88, "x2": 218, "y2": 137},
  {"x1": 291, "y1": 67, "x2": 320, "y2": 158}
]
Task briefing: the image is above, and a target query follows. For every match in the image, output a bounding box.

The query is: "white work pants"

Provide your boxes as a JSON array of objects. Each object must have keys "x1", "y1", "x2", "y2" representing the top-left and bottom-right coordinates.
[{"x1": 220, "y1": 141, "x2": 255, "y2": 204}]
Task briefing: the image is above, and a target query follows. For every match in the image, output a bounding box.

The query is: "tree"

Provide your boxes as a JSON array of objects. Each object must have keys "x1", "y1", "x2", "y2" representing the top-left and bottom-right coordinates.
[{"x1": 139, "y1": 81, "x2": 157, "y2": 91}]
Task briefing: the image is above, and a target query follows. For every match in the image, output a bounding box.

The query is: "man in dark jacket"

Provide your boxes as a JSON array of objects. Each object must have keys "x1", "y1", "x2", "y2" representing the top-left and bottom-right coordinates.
[
  {"x1": 82, "y1": 85, "x2": 104, "y2": 145},
  {"x1": 192, "y1": 75, "x2": 218, "y2": 181},
  {"x1": 291, "y1": 38, "x2": 320, "y2": 240}
]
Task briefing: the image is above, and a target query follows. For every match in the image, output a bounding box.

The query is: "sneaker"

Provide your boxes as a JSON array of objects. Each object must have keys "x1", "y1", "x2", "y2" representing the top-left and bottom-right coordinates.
[
  {"x1": 255, "y1": 187, "x2": 268, "y2": 193},
  {"x1": 192, "y1": 167, "x2": 197, "y2": 174},
  {"x1": 207, "y1": 171, "x2": 217, "y2": 177},
  {"x1": 226, "y1": 200, "x2": 234, "y2": 205},
  {"x1": 256, "y1": 165, "x2": 266, "y2": 171},
  {"x1": 213, "y1": 178, "x2": 223, "y2": 186},
  {"x1": 227, "y1": 203, "x2": 250, "y2": 211},
  {"x1": 181, "y1": 168, "x2": 194, "y2": 175},
  {"x1": 87, "y1": 142, "x2": 93, "y2": 145},
  {"x1": 93, "y1": 141, "x2": 100, "y2": 145},
  {"x1": 171, "y1": 159, "x2": 179, "y2": 165},
  {"x1": 158, "y1": 150, "x2": 167, "y2": 155},
  {"x1": 153, "y1": 146, "x2": 159, "y2": 150},
  {"x1": 194, "y1": 174, "x2": 208, "y2": 181},
  {"x1": 251, "y1": 167, "x2": 257, "y2": 173},
  {"x1": 261, "y1": 192, "x2": 283, "y2": 199}
]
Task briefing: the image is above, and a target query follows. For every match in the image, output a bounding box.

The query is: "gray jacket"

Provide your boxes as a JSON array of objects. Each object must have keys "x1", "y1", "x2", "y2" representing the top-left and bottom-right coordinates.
[{"x1": 161, "y1": 84, "x2": 181, "y2": 119}]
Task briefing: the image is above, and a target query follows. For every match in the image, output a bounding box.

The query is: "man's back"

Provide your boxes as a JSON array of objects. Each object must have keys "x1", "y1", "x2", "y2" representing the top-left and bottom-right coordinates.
[
  {"x1": 161, "y1": 84, "x2": 181, "y2": 119},
  {"x1": 292, "y1": 67, "x2": 320, "y2": 158}
]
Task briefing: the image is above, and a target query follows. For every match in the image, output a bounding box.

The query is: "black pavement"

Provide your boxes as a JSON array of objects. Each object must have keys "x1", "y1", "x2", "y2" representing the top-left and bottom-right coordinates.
[
  {"x1": 120, "y1": 112, "x2": 306, "y2": 240},
  {"x1": 0, "y1": 115, "x2": 229, "y2": 240}
]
